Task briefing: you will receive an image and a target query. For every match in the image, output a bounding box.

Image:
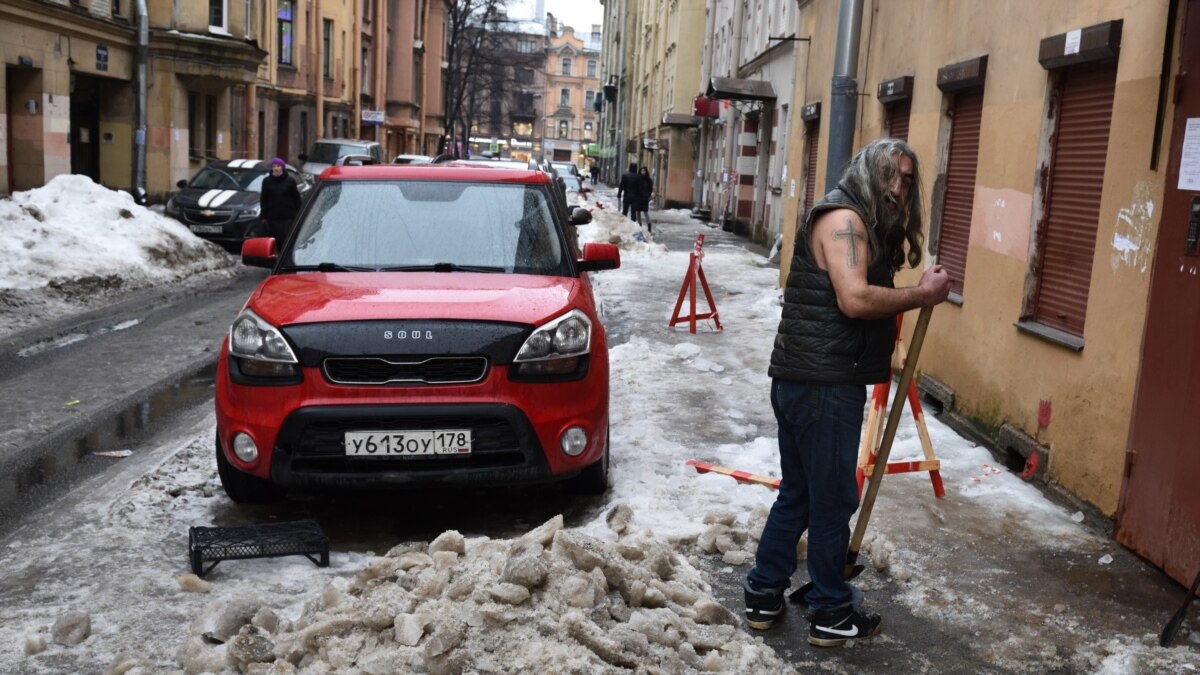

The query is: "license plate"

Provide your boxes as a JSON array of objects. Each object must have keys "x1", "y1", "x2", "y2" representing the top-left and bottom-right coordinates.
[
  {"x1": 188, "y1": 225, "x2": 223, "y2": 234},
  {"x1": 344, "y1": 430, "x2": 472, "y2": 457}
]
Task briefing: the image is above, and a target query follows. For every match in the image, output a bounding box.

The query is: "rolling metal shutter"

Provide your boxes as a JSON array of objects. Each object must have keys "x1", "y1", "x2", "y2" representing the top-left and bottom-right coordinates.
[
  {"x1": 804, "y1": 121, "x2": 819, "y2": 214},
  {"x1": 1032, "y1": 62, "x2": 1117, "y2": 335},
  {"x1": 937, "y1": 90, "x2": 983, "y2": 296},
  {"x1": 888, "y1": 100, "x2": 911, "y2": 142}
]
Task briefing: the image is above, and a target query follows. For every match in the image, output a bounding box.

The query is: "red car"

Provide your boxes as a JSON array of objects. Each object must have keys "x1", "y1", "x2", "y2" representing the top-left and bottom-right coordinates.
[{"x1": 214, "y1": 163, "x2": 619, "y2": 503}]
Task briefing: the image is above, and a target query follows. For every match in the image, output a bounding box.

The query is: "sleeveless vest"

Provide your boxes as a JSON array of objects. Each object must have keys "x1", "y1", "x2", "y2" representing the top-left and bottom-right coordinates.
[{"x1": 768, "y1": 183, "x2": 897, "y2": 385}]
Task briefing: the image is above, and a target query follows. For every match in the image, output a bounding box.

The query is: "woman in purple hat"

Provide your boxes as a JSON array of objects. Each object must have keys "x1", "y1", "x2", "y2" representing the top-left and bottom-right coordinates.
[{"x1": 258, "y1": 157, "x2": 302, "y2": 243}]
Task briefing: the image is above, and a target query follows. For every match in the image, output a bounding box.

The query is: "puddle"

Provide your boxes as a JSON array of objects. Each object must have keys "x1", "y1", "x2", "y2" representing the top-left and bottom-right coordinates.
[{"x1": 0, "y1": 363, "x2": 217, "y2": 529}]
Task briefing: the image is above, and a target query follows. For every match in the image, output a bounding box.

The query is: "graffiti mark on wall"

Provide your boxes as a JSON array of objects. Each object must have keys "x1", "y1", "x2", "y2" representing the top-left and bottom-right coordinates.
[{"x1": 1111, "y1": 181, "x2": 1156, "y2": 274}]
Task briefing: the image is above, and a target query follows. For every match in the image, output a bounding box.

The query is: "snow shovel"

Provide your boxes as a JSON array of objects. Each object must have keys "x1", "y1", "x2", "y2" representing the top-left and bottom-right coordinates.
[
  {"x1": 791, "y1": 305, "x2": 934, "y2": 605},
  {"x1": 1160, "y1": 566, "x2": 1200, "y2": 647}
]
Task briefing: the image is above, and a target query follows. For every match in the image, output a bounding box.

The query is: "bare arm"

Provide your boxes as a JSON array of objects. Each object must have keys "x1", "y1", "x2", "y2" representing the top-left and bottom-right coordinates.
[{"x1": 809, "y1": 208, "x2": 950, "y2": 320}]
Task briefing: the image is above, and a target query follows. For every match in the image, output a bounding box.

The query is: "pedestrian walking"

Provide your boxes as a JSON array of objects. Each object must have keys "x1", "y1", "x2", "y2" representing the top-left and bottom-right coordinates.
[
  {"x1": 259, "y1": 157, "x2": 302, "y2": 243},
  {"x1": 617, "y1": 163, "x2": 639, "y2": 220},
  {"x1": 743, "y1": 138, "x2": 950, "y2": 647},
  {"x1": 635, "y1": 167, "x2": 654, "y2": 232}
]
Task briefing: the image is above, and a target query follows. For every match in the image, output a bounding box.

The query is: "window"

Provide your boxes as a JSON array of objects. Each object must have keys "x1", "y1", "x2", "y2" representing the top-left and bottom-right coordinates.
[
  {"x1": 1027, "y1": 61, "x2": 1118, "y2": 337},
  {"x1": 517, "y1": 68, "x2": 534, "y2": 84},
  {"x1": 560, "y1": 88, "x2": 570, "y2": 107},
  {"x1": 277, "y1": 1, "x2": 294, "y2": 65},
  {"x1": 362, "y1": 44, "x2": 371, "y2": 91},
  {"x1": 803, "y1": 120, "x2": 819, "y2": 215},
  {"x1": 584, "y1": 122, "x2": 593, "y2": 136},
  {"x1": 323, "y1": 20, "x2": 333, "y2": 78},
  {"x1": 587, "y1": 60, "x2": 597, "y2": 78},
  {"x1": 936, "y1": 90, "x2": 983, "y2": 298},
  {"x1": 558, "y1": 120, "x2": 569, "y2": 138},
  {"x1": 362, "y1": 0, "x2": 373, "y2": 22},
  {"x1": 562, "y1": 58, "x2": 572, "y2": 76},
  {"x1": 517, "y1": 40, "x2": 535, "y2": 53},
  {"x1": 886, "y1": 100, "x2": 911, "y2": 142},
  {"x1": 585, "y1": 91, "x2": 595, "y2": 108},
  {"x1": 209, "y1": 0, "x2": 227, "y2": 33}
]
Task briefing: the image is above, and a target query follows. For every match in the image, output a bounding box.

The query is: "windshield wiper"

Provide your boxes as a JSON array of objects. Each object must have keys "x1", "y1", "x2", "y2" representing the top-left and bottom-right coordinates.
[
  {"x1": 283, "y1": 262, "x2": 377, "y2": 273},
  {"x1": 378, "y1": 263, "x2": 506, "y2": 273}
]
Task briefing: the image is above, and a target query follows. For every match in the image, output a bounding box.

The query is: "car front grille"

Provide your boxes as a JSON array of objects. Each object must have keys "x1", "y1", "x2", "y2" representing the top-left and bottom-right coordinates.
[
  {"x1": 323, "y1": 356, "x2": 489, "y2": 385},
  {"x1": 183, "y1": 208, "x2": 235, "y2": 225}
]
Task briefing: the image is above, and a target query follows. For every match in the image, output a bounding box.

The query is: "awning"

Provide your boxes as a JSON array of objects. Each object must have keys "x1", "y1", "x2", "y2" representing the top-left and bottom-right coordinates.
[
  {"x1": 706, "y1": 77, "x2": 776, "y2": 102},
  {"x1": 661, "y1": 113, "x2": 701, "y2": 127}
]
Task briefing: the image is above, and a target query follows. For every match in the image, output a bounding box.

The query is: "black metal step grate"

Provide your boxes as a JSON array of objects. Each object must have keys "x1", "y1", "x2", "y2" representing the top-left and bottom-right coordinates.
[{"x1": 188, "y1": 520, "x2": 330, "y2": 577}]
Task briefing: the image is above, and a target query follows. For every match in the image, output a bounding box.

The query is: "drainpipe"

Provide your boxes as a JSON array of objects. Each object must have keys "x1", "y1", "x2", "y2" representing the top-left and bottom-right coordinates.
[
  {"x1": 825, "y1": 0, "x2": 863, "y2": 192},
  {"x1": 696, "y1": 1, "x2": 716, "y2": 209},
  {"x1": 315, "y1": 0, "x2": 324, "y2": 139},
  {"x1": 133, "y1": 0, "x2": 148, "y2": 203}
]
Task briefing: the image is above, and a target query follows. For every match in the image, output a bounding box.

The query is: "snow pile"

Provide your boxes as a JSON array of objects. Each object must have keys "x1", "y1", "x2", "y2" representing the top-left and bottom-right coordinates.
[
  {"x1": 0, "y1": 175, "x2": 236, "y2": 337},
  {"x1": 176, "y1": 513, "x2": 792, "y2": 674}
]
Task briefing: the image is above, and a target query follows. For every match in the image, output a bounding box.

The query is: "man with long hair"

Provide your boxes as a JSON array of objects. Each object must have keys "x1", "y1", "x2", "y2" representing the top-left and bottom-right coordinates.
[{"x1": 744, "y1": 138, "x2": 950, "y2": 646}]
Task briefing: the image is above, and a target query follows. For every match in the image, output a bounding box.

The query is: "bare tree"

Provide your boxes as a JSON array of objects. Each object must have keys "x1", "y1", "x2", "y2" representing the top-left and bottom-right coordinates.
[
  {"x1": 439, "y1": 0, "x2": 510, "y2": 157},
  {"x1": 459, "y1": 21, "x2": 546, "y2": 155}
]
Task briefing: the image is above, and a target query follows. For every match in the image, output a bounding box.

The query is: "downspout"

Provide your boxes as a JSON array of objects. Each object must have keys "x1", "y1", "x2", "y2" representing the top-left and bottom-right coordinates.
[
  {"x1": 352, "y1": 1, "x2": 361, "y2": 139},
  {"x1": 134, "y1": 0, "x2": 148, "y2": 202},
  {"x1": 315, "y1": 0, "x2": 325, "y2": 139},
  {"x1": 696, "y1": 2, "x2": 716, "y2": 209},
  {"x1": 825, "y1": 0, "x2": 863, "y2": 192},
  {"x1": 375, "y1": 0, "x2": 386, "y2": 146},
  {"x1": 418, "y1": 0, "x2": 430, "y2": 155}
]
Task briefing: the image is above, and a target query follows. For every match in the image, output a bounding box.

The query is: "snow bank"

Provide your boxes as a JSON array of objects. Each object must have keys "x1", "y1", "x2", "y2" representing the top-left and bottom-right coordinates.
[
  {"x1": 0, "y1": 175, "x2": 236, "y2": 337},
  {"x1": 176, "y1": 513, "x2": 792, "y2": 674}
]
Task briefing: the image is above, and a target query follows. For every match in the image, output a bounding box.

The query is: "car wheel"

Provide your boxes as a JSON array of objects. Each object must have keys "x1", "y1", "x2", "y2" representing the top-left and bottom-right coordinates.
[
  {"x1": 572, "y1": 431, "x2": 610, "y2": 495},
  {"x1": 215, "y1": 432, "x2": 284, "y2": 504}
]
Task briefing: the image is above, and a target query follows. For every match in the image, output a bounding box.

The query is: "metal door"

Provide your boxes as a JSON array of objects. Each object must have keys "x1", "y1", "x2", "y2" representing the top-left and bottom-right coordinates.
[
  {"x1": 1033, "y1": 63, "x2": 1117, "y2": 336},
  {"x1": 1116, "y1": 0, "x2": 1200, "y2": 586}
]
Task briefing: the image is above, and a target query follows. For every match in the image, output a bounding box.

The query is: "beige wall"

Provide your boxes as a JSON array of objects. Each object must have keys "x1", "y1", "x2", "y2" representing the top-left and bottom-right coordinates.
[{"x1": 780, "y1": 0, "x2": 1173, "y2": 514}]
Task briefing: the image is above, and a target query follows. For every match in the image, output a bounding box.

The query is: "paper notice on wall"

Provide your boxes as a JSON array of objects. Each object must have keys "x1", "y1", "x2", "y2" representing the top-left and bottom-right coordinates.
[
  {"x1": 174, "y1": 129, "x2": 180, "y2": 142},
  {"x1": 217, "y1": 132, "x2": 224, "y2": 146},
  {"x1": 790, "y1": 179, "x2": 796, "y2": 198},
  {"x1": 1064, "y1": 29, "x2": 1081, "y2": 55},
  {"x1": 1179, "y1": 118, "x2": 1200, "y2": 191}
]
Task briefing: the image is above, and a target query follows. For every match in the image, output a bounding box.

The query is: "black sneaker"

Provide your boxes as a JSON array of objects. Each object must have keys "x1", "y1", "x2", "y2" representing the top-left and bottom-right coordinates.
[
  {"x1": 808, "y1": 606, "x2": 882, "y2": 647},
  {"x1": 743, "y1": 578, "x2": 785, "y2": 630}
]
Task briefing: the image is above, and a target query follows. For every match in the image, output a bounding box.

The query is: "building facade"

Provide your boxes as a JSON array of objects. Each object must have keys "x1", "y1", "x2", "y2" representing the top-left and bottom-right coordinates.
[
  {"x1": 0, "y1": 0, "x2": 448, "y2": 200},
  {"x1": 542, "y1": 21, "x2": 601, "y2": 169}
]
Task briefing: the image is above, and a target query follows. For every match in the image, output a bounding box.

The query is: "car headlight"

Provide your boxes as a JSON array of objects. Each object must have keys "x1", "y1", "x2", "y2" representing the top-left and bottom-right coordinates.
[
  {"x1": 513, "y1": 309, "x2": 592, "y2": 377},
  {"x1": 229, "y1": 309, "x2": 299, "y2": 377},
  {"x1": 245, "y1": 204, "x2": 261, "y2": 218},
  {"x1": 165, "y1": 196, "x2": 180, "y2": 216}
]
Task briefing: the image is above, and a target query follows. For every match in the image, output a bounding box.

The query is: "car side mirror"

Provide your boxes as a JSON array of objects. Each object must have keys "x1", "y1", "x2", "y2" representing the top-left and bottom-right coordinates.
[
  {"x1": 241, "y1": 237, "x2": 277, "y2": 268},
  {"x1": 176, "y1": 179, "x2": 187, "y2": 189},
  {"x1": 569, "y1": 207, "x2": 593, "y2": 226},
  {"x1": 298, "y1": 153, "x2": 308, "y2": 162},
  {"x1": 577, "y1": 242, "x2": 619, "y2": 272}
]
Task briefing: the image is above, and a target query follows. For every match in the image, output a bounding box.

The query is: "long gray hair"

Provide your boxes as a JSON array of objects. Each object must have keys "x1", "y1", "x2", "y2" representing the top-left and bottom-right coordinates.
[{"x1": 840, "y1": 138, "x2": 924, "y2": 272}]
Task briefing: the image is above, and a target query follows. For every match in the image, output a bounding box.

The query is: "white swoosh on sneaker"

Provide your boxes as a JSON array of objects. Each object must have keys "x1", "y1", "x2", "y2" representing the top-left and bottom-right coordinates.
[
  {"x1": 750, "y1": 607, "x2": 782, "y2": 617},
  {"x1": 814, "y1": 624, "x2": 859, "y2": 637}
]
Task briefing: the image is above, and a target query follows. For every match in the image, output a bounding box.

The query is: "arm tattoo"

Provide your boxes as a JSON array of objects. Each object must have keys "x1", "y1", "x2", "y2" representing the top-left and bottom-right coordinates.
[{"x1": 833, "y1": 217, "x2": 864, "y2": 267}]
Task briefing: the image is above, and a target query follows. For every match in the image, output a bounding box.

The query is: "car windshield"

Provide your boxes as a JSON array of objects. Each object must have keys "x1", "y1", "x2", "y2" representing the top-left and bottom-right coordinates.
[
  {"x1": 189, "y1": 167, "x2": 267, "y2": 192},
  {"x1": 308, "y1": 143, "x2": 372, "y2": 164},
  {"x1": 287, "y1": 180, "x2": 566, "y2": 274}
]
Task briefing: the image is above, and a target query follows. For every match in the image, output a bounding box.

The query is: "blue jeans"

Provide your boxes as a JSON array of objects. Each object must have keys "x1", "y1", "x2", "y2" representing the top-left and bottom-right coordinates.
[{"x1": 746, "y1": 379, "x2": 866, "y2": 611}]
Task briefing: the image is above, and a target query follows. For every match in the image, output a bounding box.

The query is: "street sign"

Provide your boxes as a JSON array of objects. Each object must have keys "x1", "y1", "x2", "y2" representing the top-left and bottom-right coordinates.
[{"x1": 361, "y1": 110, "x2": 384, "y2": 125}]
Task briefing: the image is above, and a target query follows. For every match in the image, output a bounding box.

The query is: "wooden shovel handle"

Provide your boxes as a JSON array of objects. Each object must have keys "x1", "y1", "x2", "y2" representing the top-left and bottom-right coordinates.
[{"x1": 844, "y1": 305, "x2": 934, "y2": 574}]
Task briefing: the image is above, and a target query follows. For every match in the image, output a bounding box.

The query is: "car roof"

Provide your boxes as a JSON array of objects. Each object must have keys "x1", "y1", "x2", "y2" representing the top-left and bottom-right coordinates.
[
  {"x1": 206, "y1": 158, "x2": 271, "y2": 170},
  {"x1": 313, "y1": 138, "x2": 379, "y2": 147},
  {"x1": 319, "y1": 163, "x2": 552, "y2": 184}
]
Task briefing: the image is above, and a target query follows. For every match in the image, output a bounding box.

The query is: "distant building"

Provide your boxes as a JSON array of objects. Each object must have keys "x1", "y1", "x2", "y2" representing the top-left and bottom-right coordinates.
[{"x1": 541, "y1": 20, "x2": 601, "y2": 168}]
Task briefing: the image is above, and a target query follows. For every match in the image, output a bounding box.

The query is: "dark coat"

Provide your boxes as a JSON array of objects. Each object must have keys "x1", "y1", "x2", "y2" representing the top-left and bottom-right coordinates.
[
  {"x1": 767, "y1": 183, "x2": 897, "y2": 385},
  {"x1": 260, "y1": 172, "x2": 302, "y2": 225},
  {"x1": 635, "y1": 174, "x2": 653, "y2": 211},
  {"x1": 617, "y1": 170, "x2": 639, "y2": 202}
]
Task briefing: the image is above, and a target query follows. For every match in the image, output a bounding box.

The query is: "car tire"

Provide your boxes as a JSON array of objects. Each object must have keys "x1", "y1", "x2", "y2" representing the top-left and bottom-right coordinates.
[
  {"x1": 572, "y1": 431, "x2": 610, "y2": 495},
  {"x1": 215, "y1": 432, "x2": 284, "y2": 504}
]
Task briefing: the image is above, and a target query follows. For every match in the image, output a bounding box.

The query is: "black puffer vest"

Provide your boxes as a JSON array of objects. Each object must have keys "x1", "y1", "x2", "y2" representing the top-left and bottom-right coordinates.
[{"x1": 768, "y1": 183, "x2": 897, "y2": 385}]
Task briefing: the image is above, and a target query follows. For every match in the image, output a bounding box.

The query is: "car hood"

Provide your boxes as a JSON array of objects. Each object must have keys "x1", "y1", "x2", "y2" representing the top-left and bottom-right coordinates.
[
  {"x1": 173, "y1": 188, "x2": 259, "y2": 209},
  {"x1": 247, "y1": 272, "x2": 584, "y2": 327}
]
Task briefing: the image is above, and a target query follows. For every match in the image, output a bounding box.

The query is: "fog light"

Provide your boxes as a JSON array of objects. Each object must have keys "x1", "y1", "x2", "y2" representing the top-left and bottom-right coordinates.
[
  {"x1": 560, "y1": 426, "x2": 588, "y2": 457},
  {"x1": 232, "y1": 433, "x2": 258, "y2": 463}
]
